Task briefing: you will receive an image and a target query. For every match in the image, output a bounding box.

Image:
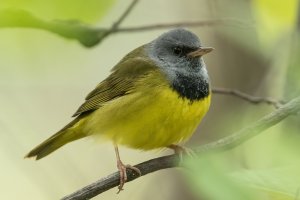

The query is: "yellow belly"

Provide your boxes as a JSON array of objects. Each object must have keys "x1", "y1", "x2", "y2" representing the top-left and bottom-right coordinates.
[{"x1": 83, "y1": 84, "x2": 211, "y2": 150}]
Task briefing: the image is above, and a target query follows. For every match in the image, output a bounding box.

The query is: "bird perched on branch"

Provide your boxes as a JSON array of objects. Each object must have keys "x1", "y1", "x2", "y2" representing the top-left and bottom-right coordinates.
[{"x1": 26, "y1": 28, "x2": 213, "y2": 192}]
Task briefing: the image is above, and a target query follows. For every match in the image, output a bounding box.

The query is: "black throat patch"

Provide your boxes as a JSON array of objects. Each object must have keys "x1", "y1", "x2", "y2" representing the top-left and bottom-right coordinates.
[{"x1": 171, "y1": 73, "x2": 210, "y2": 101}]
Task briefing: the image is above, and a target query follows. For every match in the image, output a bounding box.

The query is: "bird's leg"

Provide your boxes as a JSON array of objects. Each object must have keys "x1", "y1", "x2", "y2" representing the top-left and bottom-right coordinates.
[
  {"x1": 114, "y1": 144, "x2": 141, "y2": 193},
  {"x1": 168, "y1": 144, "x2": 198, "y2": 163}
]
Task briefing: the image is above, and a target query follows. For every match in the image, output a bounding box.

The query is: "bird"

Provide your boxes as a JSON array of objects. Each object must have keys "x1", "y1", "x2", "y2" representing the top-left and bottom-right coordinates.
[{"x1": 25, "y1": 28, "x2": 213, "y2": 192}]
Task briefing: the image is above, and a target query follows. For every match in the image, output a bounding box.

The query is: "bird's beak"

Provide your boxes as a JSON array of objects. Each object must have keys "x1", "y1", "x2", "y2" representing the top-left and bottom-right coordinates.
[{"x1": 187, "y1": 47, "x2": 214, "y2": 58}]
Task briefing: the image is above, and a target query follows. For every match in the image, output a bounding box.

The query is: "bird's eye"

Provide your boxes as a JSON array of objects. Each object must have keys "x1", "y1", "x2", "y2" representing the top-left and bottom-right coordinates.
[{"x1": 173, "y1": 47, "x2": 183, "y2": 56}]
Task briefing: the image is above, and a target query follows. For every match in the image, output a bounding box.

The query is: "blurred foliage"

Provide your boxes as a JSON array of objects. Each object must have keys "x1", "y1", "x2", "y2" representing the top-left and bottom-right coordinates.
[
  {"x1": 252, "y1": 0, "x2": 298, "y2": 49},
  {"x1": 0, "y1": 9, "x2": 108, "y2": 47},
  {"x1": 185, "y1": 136, "x2": 300, "y2": 200},
  {"x1": 0, "y1": 0, "x2": 117, "y2": 22},
  {"x1": 185, "y1": 156, "x2": 255, "y2": 200},
  {"x1": 231, "y1": 166, "x2": 300, "y2": 200}
]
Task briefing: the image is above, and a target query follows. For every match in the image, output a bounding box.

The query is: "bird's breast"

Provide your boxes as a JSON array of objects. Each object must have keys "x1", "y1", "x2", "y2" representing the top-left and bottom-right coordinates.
[
  {"x1": 86, "y1": 75, "x2": 211, "y2": 150},
  {"x1": 85, "y1": 69, "x2": 210, "y2": 150}
]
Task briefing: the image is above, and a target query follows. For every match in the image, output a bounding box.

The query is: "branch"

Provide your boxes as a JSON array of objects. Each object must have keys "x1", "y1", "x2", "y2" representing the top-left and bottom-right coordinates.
[
  {"x1": 212, "y1": 87, "x2": 285, "y2": 108},
  {"x1": 93, "y1": 0, "x2": 140, "y2": 43},
  {"x1": 62, "y1": 96, "x2": 300, "y2": 200},
  {"x1": 110, "y1": 0, "x2": 139, "y2": 30},
  {"x1": 113, "y1": 19, "x2": 252, "y2": 32},
  {"x1": 0, "y1": 8, "x2": 250, "y2": 47}
]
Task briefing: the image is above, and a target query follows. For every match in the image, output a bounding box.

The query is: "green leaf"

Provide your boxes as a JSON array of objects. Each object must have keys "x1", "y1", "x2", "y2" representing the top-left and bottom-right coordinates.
[
  {"x1": 231, "y1": 166, "x2": 300, "y2": 200},
  {"x1": 184, "y1": 156, "x2": 255, "y2": 200},
  {"x1": 0, "y1": 0, "x2": 117, "y2": 22},
  {"x1": 252, "y1": 0, "x2": 298, "y2": 48}
]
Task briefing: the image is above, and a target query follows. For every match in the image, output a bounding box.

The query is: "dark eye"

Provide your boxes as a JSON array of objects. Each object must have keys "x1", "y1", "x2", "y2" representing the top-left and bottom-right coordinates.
[{"x1": 173, "y1": 46, "x2": 183, "y2": 56}]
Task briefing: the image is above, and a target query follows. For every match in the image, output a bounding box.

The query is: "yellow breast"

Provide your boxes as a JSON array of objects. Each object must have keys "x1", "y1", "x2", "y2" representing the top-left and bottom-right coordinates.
[{"x1": 84, "y1": 80, "x2": 211, "y2": 150}]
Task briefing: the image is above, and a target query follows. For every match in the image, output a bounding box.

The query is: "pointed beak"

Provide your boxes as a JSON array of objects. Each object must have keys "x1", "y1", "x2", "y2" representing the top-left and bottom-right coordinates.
[{"x1": 187, "y1": 47, "x2": 214, "y2": 58}]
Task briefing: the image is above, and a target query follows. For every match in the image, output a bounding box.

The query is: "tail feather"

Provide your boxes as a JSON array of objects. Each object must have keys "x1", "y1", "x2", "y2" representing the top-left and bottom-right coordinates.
[{"x1": 25, "y1": 116, "x2": 86, "y2": 160}]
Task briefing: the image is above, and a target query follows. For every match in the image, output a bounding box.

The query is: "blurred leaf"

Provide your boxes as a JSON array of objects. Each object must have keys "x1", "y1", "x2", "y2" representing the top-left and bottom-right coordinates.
[
  {"x1": 0, "y1": 9, "x2": 107, "y2": 47},
  {"x1": 0, "y1": 0, "x2": 117, "y2": 22},
  {"x1": 231, "y1": 166, "x2": 300, "y2": 200},
  {"x1": 252, "y1": 0, "x2": 298, "y2": 47},
  {"x1": 184, "y1": 156, "x2": 255, "y2": 200},
  {"x1": 185, "y1": 154, "x2": 300, "y2": 200}
]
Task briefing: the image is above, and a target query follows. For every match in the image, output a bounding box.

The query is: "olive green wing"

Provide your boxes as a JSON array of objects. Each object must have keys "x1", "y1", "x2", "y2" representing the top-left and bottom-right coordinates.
[{"x1": 72, "y1": 57, "x2": 156, "y2": 117}]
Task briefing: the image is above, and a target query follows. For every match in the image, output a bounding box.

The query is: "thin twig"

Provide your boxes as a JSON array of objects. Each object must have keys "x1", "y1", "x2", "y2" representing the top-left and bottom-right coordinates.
[
  {"x1": 100, "y1": 0, "x2": 140, "y2": 40},
  {"x1": 61, "y1": 96, "x2": 300, "y2": 200},
  {"x1": 111, "y1": 0, "x2": 139, "y2": 29},
  {"x1": 0, "y1": 8, "x2": 251, "y2": 47},
  {"x1": 212, "y1": 87, "x2": 285, "y2": 108},
  {"x1": 113, "y1": 18, "x2": 252, "y2": 32}
]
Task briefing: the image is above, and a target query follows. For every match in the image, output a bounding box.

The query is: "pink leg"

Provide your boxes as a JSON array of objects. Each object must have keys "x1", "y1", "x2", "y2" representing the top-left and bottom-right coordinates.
[{"x1": 114, "y1": 144, "x2": 141, "y2": 193}]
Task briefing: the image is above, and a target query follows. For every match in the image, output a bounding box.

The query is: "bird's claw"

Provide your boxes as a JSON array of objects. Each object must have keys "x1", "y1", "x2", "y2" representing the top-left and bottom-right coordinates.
[
  {"x1": 169, "y1": 144, "x2": 198, "y2": 164},
  {"x1": 116, "y1": 162, "x2": 141, "y2": 193}
]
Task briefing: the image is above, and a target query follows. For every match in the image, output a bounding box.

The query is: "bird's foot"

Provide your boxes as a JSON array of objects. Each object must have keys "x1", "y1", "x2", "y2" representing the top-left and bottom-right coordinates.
[
  {"x1": 168, "y1": 144, "x2": 198, "y2": 163},
  {"x1": 116, "y1": 161, "x2": 141, "y2": 193}
]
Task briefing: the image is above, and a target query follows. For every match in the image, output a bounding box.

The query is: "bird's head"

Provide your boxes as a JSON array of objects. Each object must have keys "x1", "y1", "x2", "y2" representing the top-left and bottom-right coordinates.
[{"x1": 147, "y1": 28, "x2": 213, "y2": 73}]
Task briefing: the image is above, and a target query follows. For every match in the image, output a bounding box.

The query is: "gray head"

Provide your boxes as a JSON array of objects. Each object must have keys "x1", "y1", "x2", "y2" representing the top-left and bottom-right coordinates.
[
  {"x1": 147, "y1": 28, "x2": 213, "y2": 71},
  {"x1": 146, "y1": 28, "x2": 213, "y2": 101}
]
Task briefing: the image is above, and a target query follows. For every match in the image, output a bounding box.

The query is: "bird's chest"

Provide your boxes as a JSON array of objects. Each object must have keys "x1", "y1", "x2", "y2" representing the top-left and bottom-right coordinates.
[
  {"x1": 91, "y1": 77, "x2": 211, "y2": 150},
  {"x1": 113, "y1": 84, "x2": 211, "y2": 149},
  {"x1": 152, "y1": 86, "x2": 211, "y2": 140}
]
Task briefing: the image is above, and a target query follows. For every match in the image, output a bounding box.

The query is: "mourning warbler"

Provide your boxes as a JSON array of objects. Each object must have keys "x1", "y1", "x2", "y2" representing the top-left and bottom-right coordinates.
[{"x1": 26, "y1": 28, "x2": 213, "y2": 191}]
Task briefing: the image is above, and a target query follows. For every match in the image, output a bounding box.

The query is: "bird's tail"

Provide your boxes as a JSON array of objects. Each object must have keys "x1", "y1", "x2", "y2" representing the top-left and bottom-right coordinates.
[{"x1": 25, "y1": 117, "x2": 86, "y2": 160}]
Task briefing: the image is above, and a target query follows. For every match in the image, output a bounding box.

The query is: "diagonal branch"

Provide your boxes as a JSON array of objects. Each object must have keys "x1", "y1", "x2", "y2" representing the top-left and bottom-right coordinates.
[
  {"x1": 111, "y1": 0, "x2": 139, "y2": 29},
  {"x1": 61, "y1": 96, "x2": 300, "y2": 200},
  {"x1": 97, "y1": 0, "x2": 140, "y2": 42}
]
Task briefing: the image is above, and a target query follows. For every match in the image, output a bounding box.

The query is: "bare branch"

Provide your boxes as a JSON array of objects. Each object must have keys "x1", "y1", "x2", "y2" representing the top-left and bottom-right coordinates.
[
  {"x1": 0, "y1": 8, "x2": 251, "y2": 47},
  {"x1": 111, "y1": 0, "x2": 139, "y2": 30},
  {"x1": 212, "y1": 87, "x2": 285, "y2": 108},
  {"x1": 61, "y1": 155, "x2": 177, "y2": 200},
  {"x1": 61, "y1": 96, "x2": 300, "y2": 200},
  {"x1": 113, "y1": 18, "x2": 252, "y2": 32},
  {"x1": 94, "y1": 0, "x2": 140, "y2": 42}
]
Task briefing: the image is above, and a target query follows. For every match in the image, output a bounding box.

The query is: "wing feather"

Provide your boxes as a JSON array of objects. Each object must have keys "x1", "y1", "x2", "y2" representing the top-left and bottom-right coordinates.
[{"x1": 72, "y1": 56, "x2": 156, "y2": 117}]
